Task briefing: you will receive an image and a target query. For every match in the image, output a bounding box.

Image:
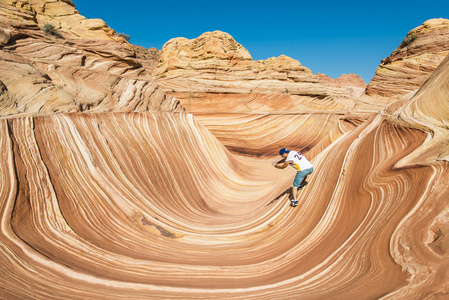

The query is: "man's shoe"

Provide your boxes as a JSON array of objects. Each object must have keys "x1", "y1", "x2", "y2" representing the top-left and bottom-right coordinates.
[{"x1": 291, "y1": 200, "x2": 298, "y2": 207}]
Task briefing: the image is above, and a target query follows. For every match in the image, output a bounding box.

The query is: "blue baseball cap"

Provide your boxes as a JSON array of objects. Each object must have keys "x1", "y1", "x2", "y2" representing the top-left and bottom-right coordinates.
[{"x1": 279, "y1": 148, "x2": 289, "y2": 155}]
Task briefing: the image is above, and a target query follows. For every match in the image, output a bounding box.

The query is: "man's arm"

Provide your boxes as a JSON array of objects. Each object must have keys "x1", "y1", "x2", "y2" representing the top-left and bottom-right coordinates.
[{"x1": 273, "y1": 158, "x2": 291, "y2": 169}]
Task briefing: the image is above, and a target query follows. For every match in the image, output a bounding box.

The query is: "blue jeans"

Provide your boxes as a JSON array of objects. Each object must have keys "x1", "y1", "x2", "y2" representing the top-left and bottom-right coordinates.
[{"x1": 293, "y1": 168, "x2": 313, "y2": 187}]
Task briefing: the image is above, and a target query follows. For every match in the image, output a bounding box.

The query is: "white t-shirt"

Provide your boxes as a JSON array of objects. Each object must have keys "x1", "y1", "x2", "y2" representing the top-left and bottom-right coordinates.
[{"x1": 286, "y1": 150, "x2": 313, "y2": 172}]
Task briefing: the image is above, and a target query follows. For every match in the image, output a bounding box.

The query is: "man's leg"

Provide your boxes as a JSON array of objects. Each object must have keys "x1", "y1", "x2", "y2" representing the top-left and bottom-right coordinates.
[
  {"x1": 300, "y1": 175, "x2": 308, "y2": 187},
  {"x1": 300, "y1": 168, "x2": 314, "y2": 188},
  {"x1": 292, "y1": 171, "x2": 303, "y2": 202},
  {"x1": 292, "y1": 186, "x2": 298, "y2": 201}
]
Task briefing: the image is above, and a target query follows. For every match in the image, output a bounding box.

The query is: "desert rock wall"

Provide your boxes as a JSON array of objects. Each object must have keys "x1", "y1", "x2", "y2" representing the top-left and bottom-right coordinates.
[
  {"x1": 1, "y1": 0, "x2": 126, "y2": 41},
  {"x1": 1, "y1": 111, "x2": 448, "y2": 298},
  {"x1": 394, "y1": 53, "x2": 449, "y2": 165}
]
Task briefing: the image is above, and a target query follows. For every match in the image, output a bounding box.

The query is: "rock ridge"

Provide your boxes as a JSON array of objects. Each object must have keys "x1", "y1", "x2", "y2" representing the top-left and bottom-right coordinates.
[
  {"x1": 0, "y1": 0, "x2": 184, "y2": 116},
  {"x1": 356, "y1": 18, "x2": 449, "y2": 111},
  {"x1": 153, "y1": 30, "x2": 363, "y2": 113}
]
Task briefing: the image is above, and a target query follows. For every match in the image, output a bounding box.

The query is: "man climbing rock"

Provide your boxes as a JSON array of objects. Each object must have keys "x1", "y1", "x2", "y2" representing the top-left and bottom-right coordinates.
[{"x1": 273, "y1": 148, "x2": 313, "y2": 207}]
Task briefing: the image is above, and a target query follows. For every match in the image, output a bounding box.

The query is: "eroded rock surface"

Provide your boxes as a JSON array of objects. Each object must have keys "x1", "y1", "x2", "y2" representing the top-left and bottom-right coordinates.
[
  {"x1": 133, "y1": 45, "x2": 161, "y2": 75},
  {"x1": 394, "y1": 54, "x2": 449, "y2": 164},
  {"x1": 316, "y1": 72, "x2": 367, "y2": 99},
  {"x1": 357, "y1": 18, "x2": 449, "y2": 111},
  {"x1": 151, "y1": 30, "x2": 368, "y2": 155},
  {"x1": 2, "y1": 102, "x2": 449, "y2": 299},
  {"x1": 1, "y1": 1, "x2": 449, "y2": 299},
  {"x1": 154, "y1": 30, "x2": 363, "y2": 113},
  {"x1": 0, "y1": 0, "x2": 182, "y2": 116}
]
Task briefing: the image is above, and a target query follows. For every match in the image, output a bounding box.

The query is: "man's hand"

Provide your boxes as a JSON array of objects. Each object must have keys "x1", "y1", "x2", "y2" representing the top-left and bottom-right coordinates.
[{"x1": 273, "y1": 158, "x2": 286, "y2": 168}]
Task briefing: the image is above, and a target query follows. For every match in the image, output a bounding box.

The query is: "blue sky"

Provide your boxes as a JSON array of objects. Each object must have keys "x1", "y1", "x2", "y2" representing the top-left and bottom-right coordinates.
[{"x1": 73, "y1": 0, "x2": 449, "y2": 83}]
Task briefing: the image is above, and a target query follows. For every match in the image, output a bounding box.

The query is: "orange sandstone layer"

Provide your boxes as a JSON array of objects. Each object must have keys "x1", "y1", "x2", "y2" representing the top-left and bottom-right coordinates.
[
  {"x1": 394, "y1": 53, "x2": 449, "y2": 165},
  {"x1": 194, "y1": 112, "x2": 366, "y2": 157},
  {"x1": 1, "y1": 112, "x2": 448, "y2": 298}
]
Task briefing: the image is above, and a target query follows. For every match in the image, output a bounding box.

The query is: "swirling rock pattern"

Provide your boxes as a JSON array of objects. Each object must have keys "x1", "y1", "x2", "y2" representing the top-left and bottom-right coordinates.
[
  {"x1": 2, "y1": 110, "x2": 449, "y2": 299},
  {"x1": 194, "y1": 112, "x2": 366, "y2": 157},
  {"x1": 0, "y1": 1, "x2": 182, "y2": 116},
  {"x1": 1, "y1": 1, "x2": 449, "y2": 299},
  {"x1": 395, "y1": 53, "x2": 449, "y2": 165},
  {"x1": 2, "y1": 0, "x2": 127, "y2": 42}
]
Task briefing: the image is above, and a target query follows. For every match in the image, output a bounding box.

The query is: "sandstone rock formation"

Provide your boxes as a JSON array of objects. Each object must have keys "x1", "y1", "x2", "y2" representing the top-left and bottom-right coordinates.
[
  {"x1": 395, "y1": 54, "x2": 449, "y2": 164},
  {"x1": 3, "y1": 105, "x2": 448, "y2": 299},
  {"x1": 0, "y1": 0, "x2": 182, "y2": 116},
  {"x1": 2, "y1": 0, "x2": 128, "y2": 42},
  {"x1": 195, "y1": 112, "x2": 367, "y2": 157},
  {"x1": 153, "y1": 31, "x2": 362, "y2": 114},
  {"x1": 1, "y1": 1, "x2": 449, "y2": 299},
  {"x1": 356, "y1": 18, "x2": 449, "y2": 111},
  {"x1": 152, "y1": 31, "x2": 368, "y2": 156},
  {"x1": 316, "y1": 72, "x2": 367, "y2": 99},
  {"x1": 316, "y1": 73, "x2": 367, "y2": 88},
  {"x1": 133, "y1": 45, "x2": 161, "y2": 75}
]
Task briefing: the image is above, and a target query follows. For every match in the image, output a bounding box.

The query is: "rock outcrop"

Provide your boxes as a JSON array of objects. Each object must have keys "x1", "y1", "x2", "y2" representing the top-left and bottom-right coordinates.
[
  {"x1": 133, "y1": 45, "x2": 161, "y2": 75},
  {"x1": 356, "y1": 18, "x2": 449, "y2": 111},
  {"x1": 152, "y1": 30, "x2": 317, "y2": 97},
  {"x1": 153, "y1": 31, "x2": 362, "y2": 113},
  {"x1": 394, "y1": 54, "x2": 449, "y2": 164},
  {"x1": 150, "y1": 30, "x2": 368, "y2": 155},
  {"x1": 0, "y1": 0, "x2": 182, "y2": 116},
  {"x1": 1, "y1": 0, "x2": 128, "y2": 42},
  {"x1": 316, "y1": 73, "x2": 366, "y2": 88},
  {"x1": 316, "y1": 72, "x2": 367, "y2": 99}
]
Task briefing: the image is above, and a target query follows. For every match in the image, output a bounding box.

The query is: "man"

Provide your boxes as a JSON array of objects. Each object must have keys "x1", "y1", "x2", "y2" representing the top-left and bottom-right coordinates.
[{"x1": 273, "y1": 148, "x2": 313, "y2": 207}]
